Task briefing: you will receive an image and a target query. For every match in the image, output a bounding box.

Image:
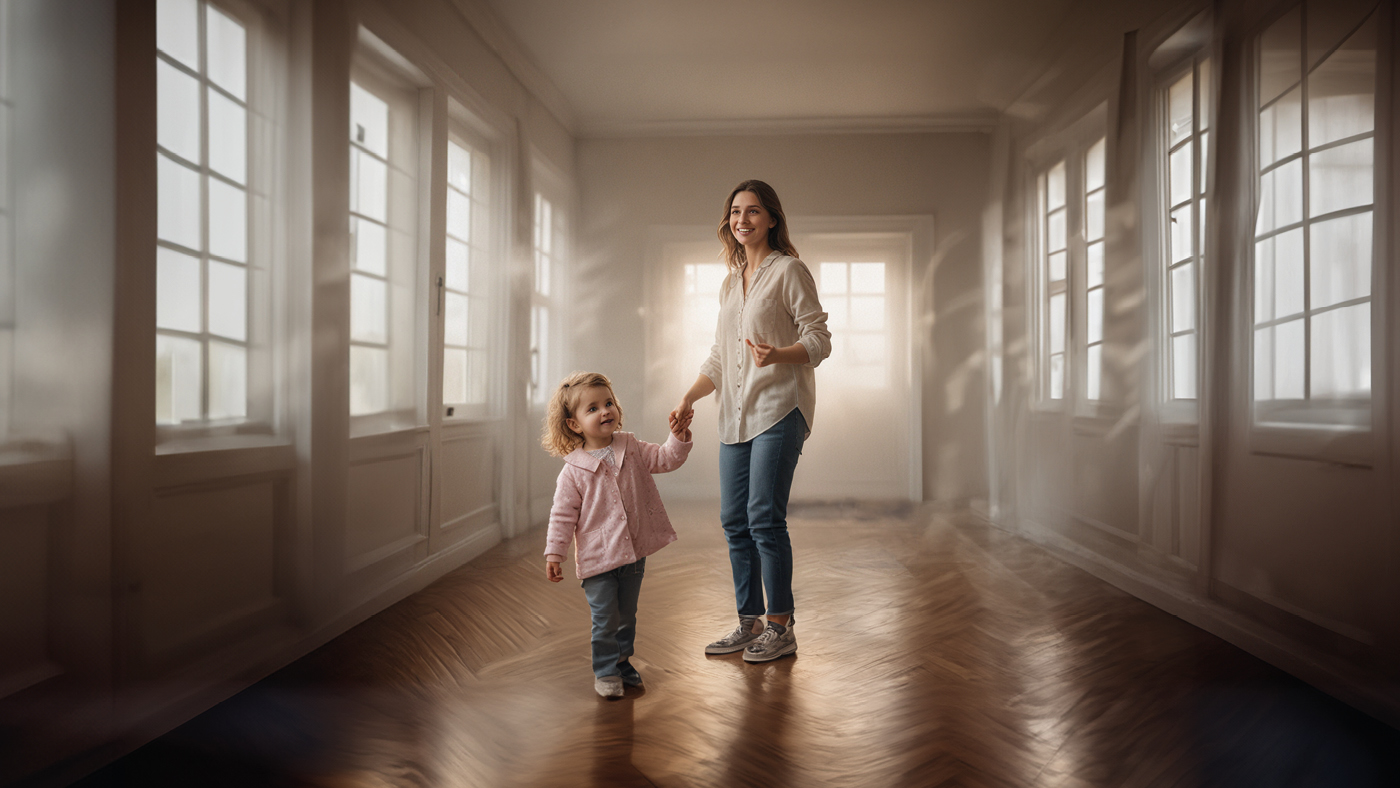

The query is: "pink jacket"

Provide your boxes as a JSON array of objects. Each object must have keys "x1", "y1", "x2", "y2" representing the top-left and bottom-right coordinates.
[{"x1": 545, "y1": 432, "x2": 692, "y2": 579}]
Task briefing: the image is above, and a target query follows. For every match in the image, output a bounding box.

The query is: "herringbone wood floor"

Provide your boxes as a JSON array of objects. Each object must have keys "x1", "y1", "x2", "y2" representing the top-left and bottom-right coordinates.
[{"x1": 79, "y1": 503, "x2": 1400, "y2": 787}]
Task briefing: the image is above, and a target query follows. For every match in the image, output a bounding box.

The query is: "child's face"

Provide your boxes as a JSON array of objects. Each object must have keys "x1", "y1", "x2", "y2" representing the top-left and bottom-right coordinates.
[{"x1": 566, "y1": 386, "x2": 619, "y2": 448}]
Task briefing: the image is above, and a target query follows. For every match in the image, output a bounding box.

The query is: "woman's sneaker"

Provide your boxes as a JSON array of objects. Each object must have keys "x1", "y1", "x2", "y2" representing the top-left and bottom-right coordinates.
[
  {"x1": 594, "y1": 676, "x2": 624, "y2": 698},
  {"x1": 704, "y1": 615, "x2": 763, "y2": 654},
  {"x1": 742, "y1": 621, "x2": 797, "y2": 662}
]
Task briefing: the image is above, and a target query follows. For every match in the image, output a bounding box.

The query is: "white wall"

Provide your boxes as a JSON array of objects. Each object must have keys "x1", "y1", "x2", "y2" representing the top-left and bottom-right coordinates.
[{"x1": 576, "y1": 131, "x2": 991, "y2": 504}]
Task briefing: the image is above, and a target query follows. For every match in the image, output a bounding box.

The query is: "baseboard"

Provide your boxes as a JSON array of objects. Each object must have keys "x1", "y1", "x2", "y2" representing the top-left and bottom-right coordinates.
[{"x1": 1005, "y1": 514, "x2": 1400, "y2": 730}]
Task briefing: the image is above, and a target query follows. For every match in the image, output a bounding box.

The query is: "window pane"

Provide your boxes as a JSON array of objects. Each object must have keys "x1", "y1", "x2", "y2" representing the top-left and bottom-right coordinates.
[
  {"x1": 1086, "y1": 190, "x2": 1105, "y2": 241},
  {"x1": 1199, "y1": 131, "x2": 1210, "y2": 193},
  {"x1": 1049, "y1": 353, "x2": 1064, "y2": 399},
  {"x1": 445, "y1": 291, "x2": 468, "y2": 347},
  {"x1": 1170, "y1": 141, "x2": 1193, "y2": 207},
  {"x1": 208, "y1": 178, "x2": 247, "y2": 262},
  {"x1": 850, "y1": 263, "x2": 884, "y2": 294},
  {"x1": 534, "y1": 250, "x2": 550, "y2": 297},
  {"x1": 1048, "y1": 251, "x2": 1066, "y2": 283},
  {"x1": 1087, "y1": 288, "x2": 1103, "y2": 344},
  {"x1": 1254, "y1": 326, "x2": 1273, "y2": 400},
  {"x1": 1255, "y1": 158, "x2": 1303, "y2": 234},
  {"x1": 156, "y1": 247, "x2": 201, "y2": 332},
  {"x1": 350, "y1": 345, "x2": 388, "y2": 415},
  {"x1": 447, "y1": 189, "x2": 471, "y2": 242},
  {"x1": 825, "y1": 298, "x2": 848, "y2": 330},
  {"x1": 1198, "y1": 58, "x2": 1212, "y2": 131},
  {"x1": 205, "y1": 6, "x2": 246, "y2": 101},
  {"x1": 349, "y1": 83, "x2": 389, "y2": 158},
  {"x1": 443, "y1": 347, "x2": 467, "y2": 405},
  {"x1": 446, "y1": 238, "x2": 469, "y2": 291},
  {"x1": 470, "y1": 294, "x2": 489, "y2": 347},
  {"x1": 1172, "y1": 333, "x2": 1197, "y2": 399},
  {"x1": 1170, "y1": 205, "x2": 1192, "y2": 263},
  {"x1": 1259, "y1": 86, "x2": 1302, "y2": 167},
  {"x1": 1171, "y1": 263, "x2": 1195, "y2": 334},
  {"x1": 697, "y1": 263, "x2": 726, "y2": 294},
  {"x1": 538, "y1": 198, "x2": 552, "y2": 254},
  {"x1": 467, "y1": 349, "x2": 488, "y2": 405},
  {"x1": 448, "y1": 142, "x2": 471, "y2": 194},
  {"x1": 1087, "y1": 344, "x2": 1102, "y2": 401},
  {"x1": 1309, "y1": 138, "x2": 1372, "y2": 216},
  {"x1": 351, "y1": 217, "x2": 387, "y2": 276},
  {"x1": 819, "y1": 263, "x2": 847, "y2": 294},
  {"x1": 1047, "y1": 162, "x2": 1066, "y2": 210},
  {"x1": 1274, "y1": 318, "x2": 1305, "y2": 399},
  {"x1": 1087, "y1": 242, "x2": 1104, "y2": 288},
  {"x1": 208, "y1": 89, "x2": 247, "y2": 184},
  {"x1": 1308, "y1": 0, "x2": 1377, "y2": 70},
  {"x1": 1311, "y1": 302, "x2": 1370, "y2": 398},
  {"x1": 1259, "y1": 6, "x2": 1301, "y2": 107},
  {"x1": 208, "y1": 340, "x2": 247, "y2": 420},
  {"x1": 207, "y1": 260, "x2": 246, "y2": 340},
  {"x1": 1309, "y1": 18, "x2": 1376, "y2": 147},
  {"x1": 351, "y1": 149, "x2": 387, "y2": 222},
  {"x1": 1255, "y1": 237, "x2": 1275, "y2": 323},
  {"x1": 158, "y1": 154, "x2": 202, "y2": 250},
  {"x1": 1047, "y1": 209, "x2": 1066, "y2": 252},
  {"x1": 1086, "y1": 138, "x2": 1106, "y2": 191},
  {"x1": 850, "y1": 296, "x2": 884, "y2": 331},
  {"x1": 1310, "y1": 212, "x2": 1372, "y2": 309},
  {"x1": 155, "y1": 333, "x2": 202, "y2": 424},
  {"x1": 156, "y1": 0, "x2": 199, "y2": 71},
  {"x1": 1168, "y1": 73, "x2": 1193, "y2": 146},
  {"x1": 1275, "y1": 228, "x2": 1305, "y2": 318},
  {"x1": 350, "y1": 273, "x2": 387, "y2": 344},
  {"x1": 157, "y1": 59, "x2": 200, "y2": 163},
  {"x1": 849, "y1": 332, "x2": 887, "y2": 366},
  {"x1": 1049, "y1": 293, "x2": 1065, "y2": 354}
]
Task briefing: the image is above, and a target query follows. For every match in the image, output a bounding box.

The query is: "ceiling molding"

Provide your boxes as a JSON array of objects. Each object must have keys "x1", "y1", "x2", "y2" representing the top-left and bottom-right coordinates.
[
  {"x1": 446, "y1": 0, "x2": 579, "y2": 135},
  {"x1": 578, "y1": 114, "x2": 1000, "y2": 139}
]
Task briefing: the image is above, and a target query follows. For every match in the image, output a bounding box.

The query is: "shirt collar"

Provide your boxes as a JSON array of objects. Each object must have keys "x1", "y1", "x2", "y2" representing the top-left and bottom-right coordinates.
[{"x1": 563, "y1": 433, "x2": 627, "y2": 471}]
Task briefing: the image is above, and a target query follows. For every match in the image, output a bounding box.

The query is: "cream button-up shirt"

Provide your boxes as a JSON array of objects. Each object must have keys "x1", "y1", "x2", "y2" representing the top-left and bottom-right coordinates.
[{"x1": 698, "y1": 251, "x2": 831, "y2": 444}]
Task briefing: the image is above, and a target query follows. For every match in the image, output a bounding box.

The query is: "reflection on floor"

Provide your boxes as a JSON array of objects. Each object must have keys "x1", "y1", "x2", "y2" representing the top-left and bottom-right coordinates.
[{"x1": 77, "y1": 501, "x2": 1400, "y2": 787}]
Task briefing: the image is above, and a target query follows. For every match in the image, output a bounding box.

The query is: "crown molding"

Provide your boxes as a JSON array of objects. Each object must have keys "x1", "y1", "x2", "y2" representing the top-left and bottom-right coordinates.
[
  {"x1": 446, "y1": 0, "x2": 579, "y2": 135},
  {"x1": 578, "y1": 113, "x2": 1000, "y2": 139}
]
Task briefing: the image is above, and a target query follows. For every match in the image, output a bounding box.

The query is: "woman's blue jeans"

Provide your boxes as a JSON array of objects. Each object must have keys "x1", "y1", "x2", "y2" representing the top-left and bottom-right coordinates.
[
  {"x1": 719, "y1": 408, "x2": 805, "y2": 618},
  {"x1": 581, "y1": 557, "x2": 645, "y2": 679}
]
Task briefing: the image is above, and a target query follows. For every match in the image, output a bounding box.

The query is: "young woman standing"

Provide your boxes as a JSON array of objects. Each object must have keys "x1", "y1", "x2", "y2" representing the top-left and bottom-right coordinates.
[{"x1": 670, "y1": 180, "x2": 830, "y2": 662}]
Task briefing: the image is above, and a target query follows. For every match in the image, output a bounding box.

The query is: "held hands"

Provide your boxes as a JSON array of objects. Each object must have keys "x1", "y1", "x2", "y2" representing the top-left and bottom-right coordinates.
[
  {"x1": 669, "y1": 405, "x2": 693, "y2": 443},
  {"x1": 545, "y1": 561, "x2": 562, "y2": 583}
]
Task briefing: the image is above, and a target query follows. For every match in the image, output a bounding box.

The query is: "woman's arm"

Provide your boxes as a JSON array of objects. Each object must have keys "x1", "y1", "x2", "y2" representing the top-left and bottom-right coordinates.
[{"x1": 671, "y1": 373, "x2": 716, "y2": 430}]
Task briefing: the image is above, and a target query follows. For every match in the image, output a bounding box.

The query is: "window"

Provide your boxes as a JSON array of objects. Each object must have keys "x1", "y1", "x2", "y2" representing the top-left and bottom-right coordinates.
[
  {"x1": 1252, "y1": 2, "x2": 1376, "y2": 427},
  {"x1": 155, "y1": 0, "x2": 254, "y2": 426},
  {"x1": 684, "y1": 262, "x2": 726, "y2": 378},
  {"x1": 1083, "y1": 138, "x2": 1107, "y2": 400},
  {"x1": 1162, "y1": 58, "x2": 1211, "y2": 402},
  {"x1": 1039, "y1": 160, "x2": 1068, "y2": 400},
  {"x1": 819, "y1": 262, "x2": 887, "y2": 385},
  {"x1": 530, "y1": 192, "x2": 564, "y2": 405},
  {"x1": 347, "y1": 44, "x2": 424, "y2": 431},
  {"x1": 442, "y1": 136, "x2": 492, "y2": 416}
]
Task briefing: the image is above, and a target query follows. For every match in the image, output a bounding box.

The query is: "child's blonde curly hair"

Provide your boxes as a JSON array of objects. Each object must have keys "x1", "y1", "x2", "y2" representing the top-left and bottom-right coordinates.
[{"x1": 541, "y1": 371, "x2": 625, "y2": 458}]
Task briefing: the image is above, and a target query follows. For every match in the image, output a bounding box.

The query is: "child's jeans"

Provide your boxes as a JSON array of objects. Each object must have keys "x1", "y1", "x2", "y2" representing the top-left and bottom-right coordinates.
[{"x1": 580, "y1": 557, "x2": 646, "y2": 679}]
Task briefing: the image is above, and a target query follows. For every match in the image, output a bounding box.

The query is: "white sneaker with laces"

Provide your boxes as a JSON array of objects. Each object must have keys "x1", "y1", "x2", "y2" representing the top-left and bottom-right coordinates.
[
  {"x1": 742, "y1": 621, "x2": 797, "y2": 662},
  {"x1": 705, "y1": 615, "x2": 763, "y2": 654}
]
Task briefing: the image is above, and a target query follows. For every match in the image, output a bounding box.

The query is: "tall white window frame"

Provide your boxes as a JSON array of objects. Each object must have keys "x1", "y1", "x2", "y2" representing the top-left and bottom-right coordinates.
[
  {"x1": 818, "y1": 261, "x2": 889, "y2": 387},
  {"x1": 1160, "y1": 55, "x2": 1212, "y2": 405},
  {"x1": 1082, "y1": 137, "x2": 1107, "y2": 401},
  {"x1": 347, "y1": 37, "x2": 429, "y2": 435},
  {"x1": 529, "y1": 183, "x2": 567, "y2": 406},
  {"x1": 155, "y1": 0, "x2": 269, "y2": 431},
  {"x1": 1251, "y1": 2, "x2": 1378, "y2": 433},
  {"x1": 1038, "y1": 160, "x2": 1069, "y2": 402},
  {"x1": 440, "y1": 103, "x2": 502, "y2": 422}
]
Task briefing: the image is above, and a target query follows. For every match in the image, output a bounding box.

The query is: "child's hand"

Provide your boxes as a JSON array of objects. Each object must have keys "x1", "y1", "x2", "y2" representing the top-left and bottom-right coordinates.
[
  {"x1": 669, "y1": 409, "x2": 693, "y2": 440},
  {"x1": 546, "y1": 561, "x2": 562, "y2": 582}
]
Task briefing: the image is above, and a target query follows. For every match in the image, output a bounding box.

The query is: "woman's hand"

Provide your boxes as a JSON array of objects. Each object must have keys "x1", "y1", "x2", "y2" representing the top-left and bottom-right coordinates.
[
  {"x1": 670, "y1": 397, "x2": 694, "y2": 431},
  {"x1": 546, "y1": 561, "x2": 562, "y2": 583},
  {"x1": 745, "y1": 339, "x2": 809, "y2": 367}
]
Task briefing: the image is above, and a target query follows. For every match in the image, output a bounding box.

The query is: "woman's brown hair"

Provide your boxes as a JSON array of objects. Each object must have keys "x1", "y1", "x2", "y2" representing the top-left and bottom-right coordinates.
[
  {"x1": 540, "y1": 371, "x2": 625, "y2": 458},
  {"x1": 717, "y1": 179, "x2": 798, "y2": 272}
]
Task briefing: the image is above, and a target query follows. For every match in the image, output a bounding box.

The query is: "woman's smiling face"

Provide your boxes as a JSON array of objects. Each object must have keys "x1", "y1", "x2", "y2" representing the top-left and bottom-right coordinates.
[{"x1": 729, "y1": 191, "x2": 775, "y2": 248}]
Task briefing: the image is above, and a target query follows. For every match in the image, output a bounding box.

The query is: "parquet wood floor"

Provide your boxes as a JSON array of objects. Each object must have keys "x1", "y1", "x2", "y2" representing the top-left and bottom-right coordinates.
[{"x1": 76, "y1": 503, "x2": 1400, "y2": 787}]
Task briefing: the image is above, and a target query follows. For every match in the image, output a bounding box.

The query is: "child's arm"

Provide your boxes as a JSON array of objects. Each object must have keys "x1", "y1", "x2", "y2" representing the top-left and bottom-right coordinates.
[
  {"x1": 635, "y1": 430, "x2": 693, "y2": 474},
  {"x1": 543, "y1": 468, "x2": 581, "y2": 581}
]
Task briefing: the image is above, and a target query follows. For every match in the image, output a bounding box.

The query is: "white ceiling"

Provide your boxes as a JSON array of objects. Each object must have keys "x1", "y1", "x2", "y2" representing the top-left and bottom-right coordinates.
[{"x1": 475, "y1": 0, "x2": 1117, "y2": 137}]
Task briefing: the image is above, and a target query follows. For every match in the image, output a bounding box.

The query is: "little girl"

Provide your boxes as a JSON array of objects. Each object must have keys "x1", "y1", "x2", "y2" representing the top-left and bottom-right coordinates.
[{"x1": 542, "y1": 371, "x2": 693, "y2": 698}]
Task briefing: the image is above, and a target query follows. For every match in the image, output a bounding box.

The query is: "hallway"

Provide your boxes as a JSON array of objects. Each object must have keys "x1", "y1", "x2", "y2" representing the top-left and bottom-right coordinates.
[{"x1": 79, "y1": 503, "x2": 1400, "y2": 788}]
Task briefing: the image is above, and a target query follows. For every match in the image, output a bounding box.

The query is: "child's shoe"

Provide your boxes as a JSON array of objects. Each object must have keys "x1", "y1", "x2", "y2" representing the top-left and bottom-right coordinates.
[
  {"x1": 618, "y1": 661, "x2": 643, "y2": 687},
  {"x1": 742, "y1": 620, "x2": 797, "y2": 662},
  {"x1": 594, "y1": 676, "x2": 624, "y2": 698},
  {"x1": 704, "y1": 615, "x2": 763, "y2": 654}
]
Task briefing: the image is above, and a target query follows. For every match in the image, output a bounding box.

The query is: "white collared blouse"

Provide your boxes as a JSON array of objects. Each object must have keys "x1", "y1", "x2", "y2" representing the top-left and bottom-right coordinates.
[{"x1": 698, "y1": 251, "x2": 831, "y2": 444}]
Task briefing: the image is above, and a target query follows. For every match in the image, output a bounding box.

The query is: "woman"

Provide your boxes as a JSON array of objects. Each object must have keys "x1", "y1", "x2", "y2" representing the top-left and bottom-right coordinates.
[{"x1": 670, "y1": 180, "x2": 830, "y2": 663}]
